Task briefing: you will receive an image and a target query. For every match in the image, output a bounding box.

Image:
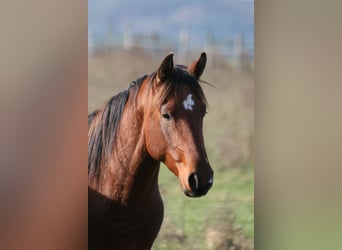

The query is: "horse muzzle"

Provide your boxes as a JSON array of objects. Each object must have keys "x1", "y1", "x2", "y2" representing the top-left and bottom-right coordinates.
[{"x1": 184, "y1": 172, "x2": 213, "y2": 198}]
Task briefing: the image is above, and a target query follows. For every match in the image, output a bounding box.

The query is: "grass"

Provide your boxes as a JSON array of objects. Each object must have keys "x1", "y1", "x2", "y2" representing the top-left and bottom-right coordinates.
[
  {"x1": 154, "y1": 161, "x2": 254, "y2": 250},
  {"x1": 88, "y1": 48, "x2": 254, "y2": 249}
]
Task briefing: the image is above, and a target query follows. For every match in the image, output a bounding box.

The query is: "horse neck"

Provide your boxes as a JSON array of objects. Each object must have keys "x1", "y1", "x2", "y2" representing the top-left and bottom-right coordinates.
[{"x1": 90, "y1": 94, "x2": 161, "y2": 205}]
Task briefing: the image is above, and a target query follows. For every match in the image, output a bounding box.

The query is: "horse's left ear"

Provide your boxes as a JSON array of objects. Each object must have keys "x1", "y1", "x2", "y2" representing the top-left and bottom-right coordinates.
[{"x1": 188, "y1": 52, "x2": 207, "y2": 79}]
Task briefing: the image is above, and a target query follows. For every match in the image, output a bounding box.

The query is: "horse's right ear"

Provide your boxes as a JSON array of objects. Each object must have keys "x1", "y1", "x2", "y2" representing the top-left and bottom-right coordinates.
[{"x1": 157, "y1": 53, "x2": 174, "y2": 83}]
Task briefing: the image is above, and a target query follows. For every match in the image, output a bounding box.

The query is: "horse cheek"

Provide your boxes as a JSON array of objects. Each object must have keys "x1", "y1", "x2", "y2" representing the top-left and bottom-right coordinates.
[{"x1": 145, "y1": 122, "x2": 167, "y2": 161}]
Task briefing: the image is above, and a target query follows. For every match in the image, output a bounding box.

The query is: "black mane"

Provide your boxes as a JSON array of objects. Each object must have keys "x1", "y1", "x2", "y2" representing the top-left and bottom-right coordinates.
[{"x1": 88, "y1": 75, "x2": 146, "y2": 178}]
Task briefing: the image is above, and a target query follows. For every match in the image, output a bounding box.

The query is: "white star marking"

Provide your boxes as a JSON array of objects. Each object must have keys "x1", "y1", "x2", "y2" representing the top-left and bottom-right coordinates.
[{"x1": 183, "y1": 94, "x2": 195, "y2": 111}]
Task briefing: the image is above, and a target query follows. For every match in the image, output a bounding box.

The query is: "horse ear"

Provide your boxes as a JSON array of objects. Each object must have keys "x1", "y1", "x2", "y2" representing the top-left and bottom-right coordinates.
[
  {"x1": 188, "y1": 52, "x2": 207, "y2": 79},
  {"x1": 157, "y1": 53, "x2": 174, "y2": 82}
]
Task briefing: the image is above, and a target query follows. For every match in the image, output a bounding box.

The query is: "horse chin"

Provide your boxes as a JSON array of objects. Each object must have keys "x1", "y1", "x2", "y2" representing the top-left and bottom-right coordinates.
[{"x1": 183, "y1": 189, "x2": 203, "y2": 198}]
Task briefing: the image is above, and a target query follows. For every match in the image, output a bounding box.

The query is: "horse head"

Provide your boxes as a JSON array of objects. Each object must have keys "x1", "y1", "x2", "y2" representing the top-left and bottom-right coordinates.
[{"x1": 141, "y1": 53, "x2": 214, "y2": 197}]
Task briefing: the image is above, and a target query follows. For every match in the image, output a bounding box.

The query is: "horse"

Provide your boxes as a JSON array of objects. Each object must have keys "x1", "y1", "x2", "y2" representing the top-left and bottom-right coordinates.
[{"x1": 88, "y1": 52, "x2": 214, "y2": 250}]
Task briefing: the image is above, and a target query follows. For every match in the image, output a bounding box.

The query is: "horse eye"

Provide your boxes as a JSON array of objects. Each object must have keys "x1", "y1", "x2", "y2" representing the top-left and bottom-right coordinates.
[{"x1": 162, "y1": 113, "x2": 171, "y2": 120}]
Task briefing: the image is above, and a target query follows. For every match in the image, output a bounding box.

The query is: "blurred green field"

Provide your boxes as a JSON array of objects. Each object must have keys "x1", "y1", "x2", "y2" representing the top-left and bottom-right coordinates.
[{"x1": 88, "y1": 49, "x2": 254, "y2": 249}]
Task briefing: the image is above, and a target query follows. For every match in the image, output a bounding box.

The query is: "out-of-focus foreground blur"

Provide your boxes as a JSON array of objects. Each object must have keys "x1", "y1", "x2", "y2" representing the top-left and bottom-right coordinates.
[{"x1": 0, "y1": 1, "x2": 87, "y2": 249}]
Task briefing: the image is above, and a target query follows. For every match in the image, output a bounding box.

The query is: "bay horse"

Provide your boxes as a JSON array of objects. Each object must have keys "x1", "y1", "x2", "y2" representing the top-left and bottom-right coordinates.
[{"x1": 88, "y1": 52, "x2": 214, "y2": 250}]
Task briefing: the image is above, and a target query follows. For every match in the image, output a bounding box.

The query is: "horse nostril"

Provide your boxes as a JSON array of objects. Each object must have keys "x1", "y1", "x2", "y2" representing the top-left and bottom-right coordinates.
[
  {"x1": 188, "y1": 173, "x2": 199, "y2": 191},
  {"x1": 207, "y1": 177, "x2": 213, "y2": 189}
]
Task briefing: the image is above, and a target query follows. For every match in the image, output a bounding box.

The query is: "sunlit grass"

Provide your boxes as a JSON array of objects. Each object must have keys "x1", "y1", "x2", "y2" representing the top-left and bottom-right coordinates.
[{"x1": 154, "y1": 162, "x2": 254, "y2": 250}]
